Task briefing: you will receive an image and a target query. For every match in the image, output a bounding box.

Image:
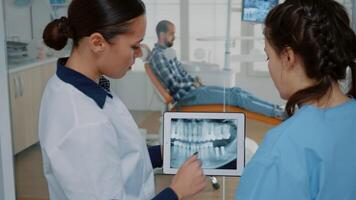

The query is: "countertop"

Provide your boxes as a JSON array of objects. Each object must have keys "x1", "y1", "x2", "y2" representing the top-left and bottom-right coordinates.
[
  {"x1": 8, "y1": 57, "x2": 59, "y2": 74},
  {"x1": 8, "y1": 51, "x2": 70, "y2": 74}
]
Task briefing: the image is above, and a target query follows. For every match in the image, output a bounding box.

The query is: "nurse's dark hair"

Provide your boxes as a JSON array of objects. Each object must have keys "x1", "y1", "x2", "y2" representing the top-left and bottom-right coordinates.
[
  {"x1": 264, "y1": 0, "x2": 356, "y2": 117},
  {"x1": 42, "y1": 0, "x2": 145, "y2": 50}
]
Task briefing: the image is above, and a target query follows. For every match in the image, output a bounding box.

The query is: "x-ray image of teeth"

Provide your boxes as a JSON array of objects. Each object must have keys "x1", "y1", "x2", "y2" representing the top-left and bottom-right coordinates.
[{"x1": 170, "y1": 118, "x2": 237, "y2": 169}]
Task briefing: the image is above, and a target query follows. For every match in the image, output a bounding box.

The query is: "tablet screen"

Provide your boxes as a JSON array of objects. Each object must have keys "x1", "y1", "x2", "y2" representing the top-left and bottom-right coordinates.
[{"x1": 163, "y1": 112, "x2": 245, "y2": 176}]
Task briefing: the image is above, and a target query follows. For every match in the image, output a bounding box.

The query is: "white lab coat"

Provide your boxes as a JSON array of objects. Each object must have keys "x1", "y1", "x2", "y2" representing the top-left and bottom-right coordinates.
[{"x1": 39, "y1": 74, "x2": 155, "y2": 200}]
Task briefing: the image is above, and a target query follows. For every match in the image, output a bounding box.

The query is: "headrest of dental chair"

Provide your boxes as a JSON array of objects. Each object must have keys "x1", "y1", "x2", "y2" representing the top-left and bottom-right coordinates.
[{"x1": 140, "y1": 43, "x2": 151, "y2": 63}]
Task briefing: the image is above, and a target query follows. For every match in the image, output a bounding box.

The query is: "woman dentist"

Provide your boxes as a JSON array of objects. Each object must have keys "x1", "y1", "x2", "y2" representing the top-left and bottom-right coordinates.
[{"x1": 39, "y1": 0, "x2": 206, "y2": 199}]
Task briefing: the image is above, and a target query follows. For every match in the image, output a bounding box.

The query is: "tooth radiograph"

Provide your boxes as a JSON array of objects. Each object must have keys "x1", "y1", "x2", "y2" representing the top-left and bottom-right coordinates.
[{"x1": 170, "y1": 119, "x2": 237, "y2": 169}]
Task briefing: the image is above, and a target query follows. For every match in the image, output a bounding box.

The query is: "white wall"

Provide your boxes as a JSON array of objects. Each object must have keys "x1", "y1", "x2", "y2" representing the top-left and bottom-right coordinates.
[
  {"x1": 4, "y1": 0, "x2": 32, "y2": 41},
  {"x1": 31, "y1": 0, "x2": 52, "y2": 40},
  {"x1": 0, "y1": 0, "x2": 16, "y2": 199},
  {"x1": 4, "y1": 0, "x2": 52, "y2": 42},
  {"x1": 113, "y1": 70, "x2": 165, "y2": 111}
]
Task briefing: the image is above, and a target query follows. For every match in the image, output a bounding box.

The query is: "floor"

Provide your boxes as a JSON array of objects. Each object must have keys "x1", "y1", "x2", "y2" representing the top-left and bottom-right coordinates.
[{"x1": 15, "y1": 110, "x2": 275, "y2": 200}]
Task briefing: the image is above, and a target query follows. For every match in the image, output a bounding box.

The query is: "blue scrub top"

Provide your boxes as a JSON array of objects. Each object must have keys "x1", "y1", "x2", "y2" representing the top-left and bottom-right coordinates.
[{"x1": 236, "y1": 99, "x2": 356, "y2": 200}]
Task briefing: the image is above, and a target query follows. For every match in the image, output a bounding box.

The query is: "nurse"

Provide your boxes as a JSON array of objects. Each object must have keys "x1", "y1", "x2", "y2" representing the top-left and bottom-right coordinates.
[
  {"x1": 236, "y1": 0, "x2": 356, "y2": 199},
  {"x1": 39, "y1": 0, "x2": 206, "y2": 199}
]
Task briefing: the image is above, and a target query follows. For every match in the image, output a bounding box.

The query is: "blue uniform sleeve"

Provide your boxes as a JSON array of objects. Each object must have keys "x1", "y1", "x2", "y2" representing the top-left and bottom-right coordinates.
[
  {"x1": 152, "y1": 187, "x2": 178, "y2": 200},
  {"x1": 147, "y1": 146, "x2": 178, "y2": 199},
  {"x1": 147, "y1": 146, "x2": 178, "y2": 200},
  {"x1": 148, "y1": 145, "x2": 163, "y2": 169},
  {"x1": 236, "y1": 158, "x2": 308, "y2": 200}
]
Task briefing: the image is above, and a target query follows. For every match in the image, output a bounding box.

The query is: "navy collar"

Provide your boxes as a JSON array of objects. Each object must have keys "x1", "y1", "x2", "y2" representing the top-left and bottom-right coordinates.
[{"x1": 56, "y1": 58, "x2": 113, "y2": 109}]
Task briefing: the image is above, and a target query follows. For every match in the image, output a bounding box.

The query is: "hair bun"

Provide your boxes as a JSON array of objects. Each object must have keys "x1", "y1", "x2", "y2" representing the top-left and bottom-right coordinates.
[
  {"x1": 59, "y1": 16, "x2": 68, "y2": 23},
  {"x1": 57, "y1": 16, "x2": 73, "y2": 38},
  {"x1": 43, "y1": 16, "x2": 72, "y2": 50}
]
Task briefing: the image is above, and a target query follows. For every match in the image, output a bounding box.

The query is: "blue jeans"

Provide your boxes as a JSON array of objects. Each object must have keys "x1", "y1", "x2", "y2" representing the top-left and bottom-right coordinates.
[{"x1": 177, "y1": 86, "x2": 283, "y2": 118}]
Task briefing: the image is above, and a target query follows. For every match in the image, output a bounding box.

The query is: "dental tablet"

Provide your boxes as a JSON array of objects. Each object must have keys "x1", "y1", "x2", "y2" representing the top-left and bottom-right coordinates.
[{"x1": 163, "y1": 112, "x2": 245, "y2": 176}]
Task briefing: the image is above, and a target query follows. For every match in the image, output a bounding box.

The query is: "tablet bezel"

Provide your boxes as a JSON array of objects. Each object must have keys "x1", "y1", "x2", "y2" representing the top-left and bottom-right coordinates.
[{"x1": 163, "y1": 112, "x2": 245, "y2": 176}]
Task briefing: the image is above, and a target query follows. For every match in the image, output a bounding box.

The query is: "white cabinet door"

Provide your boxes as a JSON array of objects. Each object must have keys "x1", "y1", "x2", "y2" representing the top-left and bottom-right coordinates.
[
  {"x1": 9, "y1": 70, "x2": 35, "y2": 154},
  {"x1": 26, "y1": 66, "x2": 43, "y2": 147},
  {"x1": 9, "y1": 63, "x2": 56, "y2": 154}
]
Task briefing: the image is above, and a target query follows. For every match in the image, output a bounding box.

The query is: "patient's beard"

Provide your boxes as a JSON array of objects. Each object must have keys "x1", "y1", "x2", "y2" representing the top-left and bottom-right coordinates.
[{"x1": 165, "y1": 40, "x2": 174, "y2": 48}]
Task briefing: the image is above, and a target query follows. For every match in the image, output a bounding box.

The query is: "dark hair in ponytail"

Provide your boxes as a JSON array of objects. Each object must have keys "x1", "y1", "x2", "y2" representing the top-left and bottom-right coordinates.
[
  {"x1": 43, "y1": 0, "x2": 145, "y2": 50},
  {"x1": 264, "y1": 0, "x2": 356, "y2": 116}
]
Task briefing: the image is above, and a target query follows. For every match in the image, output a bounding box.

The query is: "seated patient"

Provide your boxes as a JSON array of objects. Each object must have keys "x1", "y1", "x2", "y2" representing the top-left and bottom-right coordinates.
[{"x1": 149, "y1": 20, "x2": 284, "y2": 118}]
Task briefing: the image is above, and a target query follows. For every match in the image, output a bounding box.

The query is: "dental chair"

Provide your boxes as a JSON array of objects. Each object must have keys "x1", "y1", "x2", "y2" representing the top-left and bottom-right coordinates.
[
  {"x1": 141, "y1": 43, "x2": 281, "y2": 125},
  {"x1": 144, "y1": 63, "x2": 282, "y2": 126}
]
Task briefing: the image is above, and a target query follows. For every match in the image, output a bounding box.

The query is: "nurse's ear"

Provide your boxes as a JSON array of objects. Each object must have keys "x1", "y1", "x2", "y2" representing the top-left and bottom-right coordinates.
[
  {"x1": 88, "y1": 33, "x2": 107, "y2": 53},
  {"x1": 280, "y1": 47, "x2": 296, "y2": 71}
]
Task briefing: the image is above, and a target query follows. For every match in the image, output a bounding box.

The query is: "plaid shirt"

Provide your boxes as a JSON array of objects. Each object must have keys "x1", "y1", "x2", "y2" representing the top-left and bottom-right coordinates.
[{"x1": 149, "y1": 43, "x2": 197, "y2": 101}]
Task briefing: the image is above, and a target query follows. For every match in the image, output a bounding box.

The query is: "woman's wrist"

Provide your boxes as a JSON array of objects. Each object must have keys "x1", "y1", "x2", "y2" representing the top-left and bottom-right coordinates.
[{"x1": 169, "y1": 185, "x2": 182, "y2": 200}]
